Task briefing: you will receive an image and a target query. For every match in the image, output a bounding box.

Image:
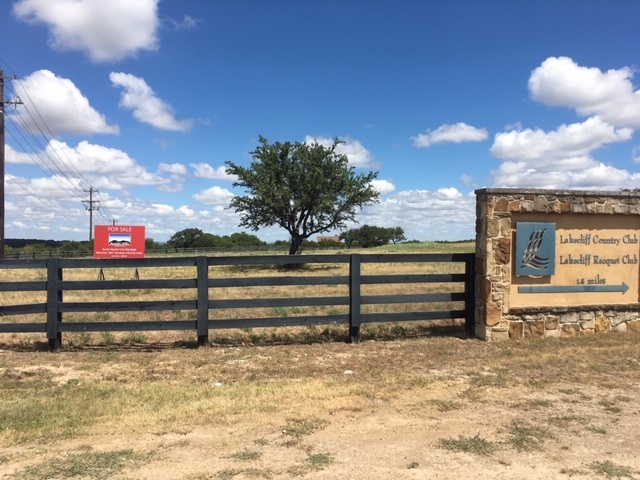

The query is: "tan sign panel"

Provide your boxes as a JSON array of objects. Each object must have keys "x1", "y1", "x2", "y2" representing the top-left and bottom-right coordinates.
[{"x1": 511, "y1": 214, "x2": 640, "y2": 307}]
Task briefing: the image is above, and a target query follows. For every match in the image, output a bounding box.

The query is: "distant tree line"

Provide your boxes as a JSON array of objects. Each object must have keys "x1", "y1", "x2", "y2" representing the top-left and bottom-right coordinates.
[
  {"x1": 166, "y1": 228, "x2": 265, "y2": 249},
  {"x1": 4, "y1": 224, "x2": 413, "y2": 256}
]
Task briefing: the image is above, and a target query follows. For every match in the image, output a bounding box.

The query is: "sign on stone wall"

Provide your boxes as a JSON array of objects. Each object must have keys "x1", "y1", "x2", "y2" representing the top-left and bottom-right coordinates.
[{"x1": 510, "y1": 213, "x2": 640, "y2": 307}]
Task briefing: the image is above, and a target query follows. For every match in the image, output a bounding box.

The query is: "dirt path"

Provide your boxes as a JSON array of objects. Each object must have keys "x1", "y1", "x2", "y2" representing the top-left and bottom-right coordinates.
[{"x1": 1, "y1": 335, "x2": 640, "y2": 479}]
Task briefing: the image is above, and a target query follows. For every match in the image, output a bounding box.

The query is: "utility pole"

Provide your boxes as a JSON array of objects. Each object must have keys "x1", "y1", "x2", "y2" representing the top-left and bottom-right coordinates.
[
  {"x1": 82, "y1": 187, "x2": 100, "y2": 242},
  {"x1": 0, "y1": 69, "x2": 22, "y2": 260}
]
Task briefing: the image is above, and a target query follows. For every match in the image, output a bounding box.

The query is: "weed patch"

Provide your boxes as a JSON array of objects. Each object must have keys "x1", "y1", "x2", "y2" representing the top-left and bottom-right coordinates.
[
  {"x1": 438, "y1": 434, "x2": 498, "y2": 456},
  {"x1": 229, "y1": 449, "x2": 262, "y2": 461},
  {"x1": 430, "y1": 399, "x2": 462, "y2": 412},
  {"x1": 281, "y1": 417, "x2": 328, "y2": 439},
  {"x1": 11, "y1": 449, "x2": 152, "y2": 479},
  {"x1": 506, "y1": 421, "x2": 553, "y2": 452},
  {"x1": 590, "y1": 460, "x2": 636, "y2": 478}
]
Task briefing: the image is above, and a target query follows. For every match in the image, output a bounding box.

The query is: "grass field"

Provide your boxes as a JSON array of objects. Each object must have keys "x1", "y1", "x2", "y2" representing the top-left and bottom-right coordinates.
[
  {"x1": 0, "y1": 242, "x2": 475, "y2": 348},
  {"x1": 2, "y1": 241, "x2": 639, "y2": 479},
  {"x1": 1, "y1": 330, "x2": 639, "y2": 479}
]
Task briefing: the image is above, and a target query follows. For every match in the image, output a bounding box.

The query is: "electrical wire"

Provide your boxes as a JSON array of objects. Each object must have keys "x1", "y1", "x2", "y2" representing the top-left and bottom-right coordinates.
[{"x1": 1, "y1": 57, "x2": 126, "y2": 229}]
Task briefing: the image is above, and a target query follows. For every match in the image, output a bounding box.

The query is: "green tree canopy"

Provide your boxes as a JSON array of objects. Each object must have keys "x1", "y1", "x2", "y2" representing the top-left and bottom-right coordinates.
[
  {"x1": 229, "y1": 232, "x2": 265, "y2": 247},
  {"x1": 167, "y1": 228, "x2": 204, "y2": 248},
  {"x1": 226, "y1": 136, "x2": 379, "y2": 254},
  {"x1": 340, "y1": 225, "x2": 405, "y2": 248},
  {"x1": 391, "y1": 226, "x2": 406, "y2": 244}
]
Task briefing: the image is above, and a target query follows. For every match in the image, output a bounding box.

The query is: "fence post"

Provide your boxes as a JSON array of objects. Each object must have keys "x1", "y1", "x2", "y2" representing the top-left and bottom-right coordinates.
[
  {"x1": 46, "y1": 258, "x2": 62, "y2": 352},
  {"x1": 196, "y1": 256, "x2": 209, "y2": 347},
  {"x1": 464, "y1": 253, "x2": 476, "y2": 338},
  {"x1": 349, "y1": 254, "x2": 361, "y2": 344}
]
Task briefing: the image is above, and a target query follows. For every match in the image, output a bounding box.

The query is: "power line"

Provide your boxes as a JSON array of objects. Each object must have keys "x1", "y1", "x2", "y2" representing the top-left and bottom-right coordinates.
[
  {"x1": 1, "y1": 68, "x2": 23, "y2": 259},
  {"x1": 0, "y1": 58, "x2": 126, "y2": 238}
]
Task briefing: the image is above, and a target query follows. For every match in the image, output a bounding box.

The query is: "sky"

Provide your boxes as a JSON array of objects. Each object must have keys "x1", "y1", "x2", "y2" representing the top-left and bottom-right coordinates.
[{"x1": 2, "y1": 0, "x2": 640, "y2": 244}]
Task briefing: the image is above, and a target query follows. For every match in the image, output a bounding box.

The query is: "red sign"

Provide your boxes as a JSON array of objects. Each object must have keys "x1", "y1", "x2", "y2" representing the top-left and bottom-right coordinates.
[{"x1": 94, "y1": 225, "x2": 146, "y2": 258}]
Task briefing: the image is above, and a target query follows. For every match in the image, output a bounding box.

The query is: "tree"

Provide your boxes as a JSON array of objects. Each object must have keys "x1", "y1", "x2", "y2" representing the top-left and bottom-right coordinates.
[
  {"x1": 145, "y1": 238, "x2": 162, "y2": 251},
  {"x1": 229, "y1": 232, "x2": 265, "y2": 247},
  {"x1": 339, "y1": 225, "x2": 405, "y2": 248},
  {"x1": 391, "y1": 226, "x2": 406, "y2": 244},
  {"x1": 226, "y1": 136, "x2": 379, "y2": 255},
  {"x1": 167, "y1": 228, "x2": 204, "y2": 249}
]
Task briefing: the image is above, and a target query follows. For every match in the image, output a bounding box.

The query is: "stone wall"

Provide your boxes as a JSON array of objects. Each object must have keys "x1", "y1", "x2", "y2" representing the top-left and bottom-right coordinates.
[{"x1": 475, "y1": 188, "x2": 640, "y2": 341}]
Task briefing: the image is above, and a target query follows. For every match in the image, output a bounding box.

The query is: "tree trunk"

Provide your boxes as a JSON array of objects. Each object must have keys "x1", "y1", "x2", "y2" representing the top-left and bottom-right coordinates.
[{"x1": 288, "y1": 235, "x2": 303, "y2": 255}]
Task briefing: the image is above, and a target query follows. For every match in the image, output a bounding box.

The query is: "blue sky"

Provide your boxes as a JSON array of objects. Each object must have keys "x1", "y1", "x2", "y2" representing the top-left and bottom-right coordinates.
[{"x1": 2, "y1": 0, "x2": 640, "y2": 243}]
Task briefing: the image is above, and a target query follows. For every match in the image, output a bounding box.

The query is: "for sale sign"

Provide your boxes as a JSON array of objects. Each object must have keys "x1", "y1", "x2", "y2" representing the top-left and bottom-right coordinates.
[{"x1": 94, "y1": 225, "x2": 146, "y2": 258}]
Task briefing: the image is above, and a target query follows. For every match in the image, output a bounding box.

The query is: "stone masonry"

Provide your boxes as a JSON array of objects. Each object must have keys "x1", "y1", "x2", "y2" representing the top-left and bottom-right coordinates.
[{"x1": 475, "y1": 188, "x2": 640, "y2": 341}]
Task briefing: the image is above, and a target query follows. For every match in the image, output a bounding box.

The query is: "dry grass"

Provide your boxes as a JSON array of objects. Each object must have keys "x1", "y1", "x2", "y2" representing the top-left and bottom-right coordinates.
[
  {"x1": 7, "y1": 242, "x2": 640, "y2": 478},
  {"x1": 0, "y1": 328, "x2": 639, "y2": 478},
  {"x1": 0, "y1": 244, "x2": 472, "y2": 346}
]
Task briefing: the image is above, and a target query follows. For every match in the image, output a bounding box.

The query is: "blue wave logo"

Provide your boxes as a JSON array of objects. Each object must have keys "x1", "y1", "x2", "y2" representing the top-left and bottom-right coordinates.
[{"x1": 520, "y1": 228, "x2": 550, "y2": 270}]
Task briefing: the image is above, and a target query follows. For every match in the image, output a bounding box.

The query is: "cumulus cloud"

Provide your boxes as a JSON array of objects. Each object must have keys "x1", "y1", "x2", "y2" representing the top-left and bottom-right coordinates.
[
  {"x1": 158, "y1": 163, "x2": 187, "y2": 175},
  {"x1": 193, "y1": 186, "x2": 235, "y2": 205},
  {"x1": 156, "y1": 163, "x2": 187, "y2": 193},
  {"x1": 304, "y1": 136, "x2": 376, "y2": 168},
  {"x1": 6, "y1": 173, "x2": 82, "y2": 201},
  {"x1": 371, "y1": 179, "x2": 396, "y2": 195},
  {"x1": 490, "y1": 118, "x2": 639, "y2": 189},
  {"x1": 5, "y1": 144, "x2": 33, "y2": 164},
  {"x1": 487, "y1": 57, "x2": 640, "y2": 190},
  {"x1": 491, "y1": 117, "x2": 632, "y2": 162},
  {"x1": 9, "y1": 70, "x2": 119, "y2": 135},
  {"x1": 190, "y1": 163, "x2": 238, "y2": 181},
  {"x1": 38, "y1": 139, "x2": 173, "y2": 190},
  {"x1": 110, "y1": 72, "x2": 194, "y2": 131},
  {"x1": 411, "y1": 122, "x2": 489, "y2": 147},
  {"x1": 357, "y1": 188, "x2": 476, "y2": 241},
  {"x1": 13, "y1": 0, "x2": 160, "y2": 62},
  {"x1": 529, "y1": 56, "x2": 640, "y2": 128}
]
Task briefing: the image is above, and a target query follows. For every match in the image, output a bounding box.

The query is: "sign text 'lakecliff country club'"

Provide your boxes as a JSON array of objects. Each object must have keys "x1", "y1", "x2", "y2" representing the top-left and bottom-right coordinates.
[{"x1": 512, "y1": 221, "x2": 640, "y2": 307}]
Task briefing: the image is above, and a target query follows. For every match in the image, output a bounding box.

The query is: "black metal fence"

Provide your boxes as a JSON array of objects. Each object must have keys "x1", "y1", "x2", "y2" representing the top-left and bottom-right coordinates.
[{"x1": 0, "y1": 253, "x2": 475, "y2": 351}]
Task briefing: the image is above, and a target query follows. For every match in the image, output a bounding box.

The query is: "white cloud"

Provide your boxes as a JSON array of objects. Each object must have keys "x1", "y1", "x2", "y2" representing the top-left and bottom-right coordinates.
[
  {"x1": 371, "y1": 179, "x2": 396, "y2": 195},
  {"x1": 177, "y1": 205, "x2": 195, "y2": 217},
  {"x1": 357, "y1": 188, "x2": 476, "y2": 241},
  {"x1": 29, "y1": 139, "x2": 172, "y2": 191},
  {"x1": 490, "y1": 118, "x2": 639, "y2": 189},
  {"x1": 193, "y1": 186, "x2": 235, "y2": 206},
  {"x1": 5, "y1": 144, "x2": 33, "y2": 164},
  {"x1": 491, "y1": 158, "x2": 640, "y2": 190},
  {"x1": 460, "y1": 174, "x2": 476, "y2": 187},
  {"x1": 190, "y1": 163, "x2": 238, "y2": 181},
  {"x1": 165, "y1": 15, "x2": 202, "y2": 30},
  {"x1": 488, "y1": 57, "x2": 640, "y2": 191},
  {"x1": 158, "y1": 163, "x2": 187, "y2": 175},
  {"x1": 529, "y1": 56, "x2": 640, "y2": 128},
  {"x1": 7, "y1": 173, "x2": 82, "y2": 201},
  {"x1": 437, "y1": 187, "x2": 463, "y2": 199},
  {"x1": 305, "y1": 136, "x2": 376, "y2": 168},
  {"x1": 9, "y1": 70, "x2": 119, "y2": 135},
  {"x1": 110, "y1": 72, "x2": 194, "y2": 131},
  {"x1": 491, "y1": 117, "x2": 632, "y2": 162},
  {"x1": 411, "y1": 122, "x2": 489, "y2": 147},
  {"x1": 13, "y1": 0, "x2": 160, "y2": 62}
]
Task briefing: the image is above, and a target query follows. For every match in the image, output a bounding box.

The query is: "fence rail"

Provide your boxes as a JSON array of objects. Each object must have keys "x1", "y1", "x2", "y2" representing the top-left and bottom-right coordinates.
[{"x1": 0, "y1": 253, "x2": 475, "y2": 351}]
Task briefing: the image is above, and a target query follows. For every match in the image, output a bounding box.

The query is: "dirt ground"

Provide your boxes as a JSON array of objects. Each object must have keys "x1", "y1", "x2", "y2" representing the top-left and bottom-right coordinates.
[{"x1": 1, "y1": 332, "x2": 640, "y2": 479}]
